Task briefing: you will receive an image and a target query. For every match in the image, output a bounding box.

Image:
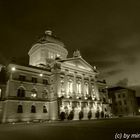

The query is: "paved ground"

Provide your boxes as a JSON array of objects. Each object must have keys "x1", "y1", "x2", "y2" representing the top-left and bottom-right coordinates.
[{"x1": 0, "y1": 117, "x2": 140, "y2": 140}]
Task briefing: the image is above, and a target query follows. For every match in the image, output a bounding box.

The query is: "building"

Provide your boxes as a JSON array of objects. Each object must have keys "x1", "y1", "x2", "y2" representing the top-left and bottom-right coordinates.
[
  {"x1": 97, "y1": 80, "x2": 111, "y2": 118},
  {"x1": 108, "y1": 86, "x2": 137, "y2": 117},
  {"x1": 0, "y1": 30, "x2": 110, "y2": 123}
]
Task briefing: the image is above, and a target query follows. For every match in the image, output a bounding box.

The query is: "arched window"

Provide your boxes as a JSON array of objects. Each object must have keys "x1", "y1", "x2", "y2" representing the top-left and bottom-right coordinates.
[
  {"x1": 17, "y1": 87, "x2": 25, "y2": 97},
  {"x1": 17, "y1": 105, "x2": 23, "y2": 113},
  {"x1": 42, "y1": 90, "x2": 48, "y2": 99},
  {"x1": 31, "y1": 105, "x2": 36, "y2": 113},
  {"x1": 84, "y1": 82, "x2": 89, "y2": 95},
  {"x1": 68, "y1": 79, "x2": 73, "y2": 93},
  {"x1": 43, "y1": 105, "x2": 47, "y2": 113},
  {"x1": 31, "y1": 89, "x2": 37, "y2": 98},
  {"x1": 60, "y1": 79, "x2": 65, "y2": 95},
  {"x1": 76, "y1": 81, "x2": 81, "y2": 94},
  {"x1": 91, "y1": 84, "x2": 96, "y2": 97}
]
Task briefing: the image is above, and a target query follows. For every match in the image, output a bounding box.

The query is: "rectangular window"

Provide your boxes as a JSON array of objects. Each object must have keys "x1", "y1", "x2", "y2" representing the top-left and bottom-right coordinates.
[
  {"x1": 124, "y1": 100, "x2": 127, "y2": 105},
  {"x1": 43, "y1": 79, "x2": 48, "y2": 85},
  {"x1": 118, "y1": 94, "x2": 121, "y2": 98},
  {"x1": 19, "y1": 75, "x2": 26, "y2": 81},
  {"x1": 119, "y1": 101, "x2": 122, "y2": 105},
  {"x1": 32, "y1": 77, "x2": 37, "y2": 83}
]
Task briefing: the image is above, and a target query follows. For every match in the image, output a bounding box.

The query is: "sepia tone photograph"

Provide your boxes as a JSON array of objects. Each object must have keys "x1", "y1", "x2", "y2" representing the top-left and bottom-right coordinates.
[{"x1": 0, "y1": 0, "x2": 140, "y2": 140}]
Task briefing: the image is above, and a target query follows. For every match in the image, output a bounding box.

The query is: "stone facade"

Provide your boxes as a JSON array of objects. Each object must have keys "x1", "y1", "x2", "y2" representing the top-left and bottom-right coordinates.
[
  {"x1": 0, "y1": 31, "x2": 110, "y2": 123},
  {"x1": 108, "y1": 86, "x2": 137, "y2": 117}
]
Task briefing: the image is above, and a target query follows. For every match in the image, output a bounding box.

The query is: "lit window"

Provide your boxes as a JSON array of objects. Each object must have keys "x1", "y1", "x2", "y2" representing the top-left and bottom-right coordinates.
[
  {"x1": 68, "y1": 79, "x2": 73, "y2": 93},
  {"x1": 77, "y1": 81, "x2": 81, "y2": 94},
  {"x1": 91, "y1": 85, "x2": 95, "y2": 96},
  {"x1": 60, "y1": 79, "x2": 65, "y2": 95},
  {"x1": 85, "y1": 82, "x2": 89, "y2": 95}
]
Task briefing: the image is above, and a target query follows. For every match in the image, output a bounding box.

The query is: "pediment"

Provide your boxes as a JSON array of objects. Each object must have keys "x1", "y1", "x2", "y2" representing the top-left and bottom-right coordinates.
[{"x1": 61, "y1": 57, "x2": 95, "y2": 72}]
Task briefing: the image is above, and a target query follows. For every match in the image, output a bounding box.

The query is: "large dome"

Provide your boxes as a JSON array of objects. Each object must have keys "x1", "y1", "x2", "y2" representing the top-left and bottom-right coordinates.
[
  {"x1": 28, "y1": 30, "x2": 68, "y2": 67},
  {"x1": 37, "y1": 30, "x2": 65, "y2": 47}
]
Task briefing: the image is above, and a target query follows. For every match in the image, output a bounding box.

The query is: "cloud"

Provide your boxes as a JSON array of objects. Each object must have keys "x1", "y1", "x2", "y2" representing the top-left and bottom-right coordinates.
[
  {"x1": 88, "y1": 60, "x2": 119, "y2": 69},
  {"x1": 116, "y1": 78, "x2": 128, "y2": 86},
  {"x1": 123, "y1": 56, "x2": 138, "y2": 65},
  {"x1": 100, "y1": 69, "x2": 123, "y2": 79}
]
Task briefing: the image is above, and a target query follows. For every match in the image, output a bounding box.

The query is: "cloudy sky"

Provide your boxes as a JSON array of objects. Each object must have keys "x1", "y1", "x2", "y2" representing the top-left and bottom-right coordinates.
[{"x1": 0, "y1": 0, "x2": 140, "y2": 86}]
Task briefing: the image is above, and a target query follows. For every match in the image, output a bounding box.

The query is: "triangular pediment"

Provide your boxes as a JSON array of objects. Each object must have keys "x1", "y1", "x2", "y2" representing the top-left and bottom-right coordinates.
[{"x1": 60, "y1": 57, "x2": 96, "y2": 72}]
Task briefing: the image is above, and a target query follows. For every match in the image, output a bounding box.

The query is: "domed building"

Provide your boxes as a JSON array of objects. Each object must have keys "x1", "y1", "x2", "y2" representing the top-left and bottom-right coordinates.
[{"x1": 0, "y1": 31, "x2": 110, "y2": 123}]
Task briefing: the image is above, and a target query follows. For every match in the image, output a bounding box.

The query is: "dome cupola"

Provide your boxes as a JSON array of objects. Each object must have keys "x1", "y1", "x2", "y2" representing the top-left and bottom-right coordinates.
[{"x1": 28, "y1": 30, "x2": 68, "y2": 67}]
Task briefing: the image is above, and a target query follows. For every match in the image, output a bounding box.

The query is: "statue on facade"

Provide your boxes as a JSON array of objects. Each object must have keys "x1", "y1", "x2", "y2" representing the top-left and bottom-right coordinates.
[{"x1": 73, "y1": 50, "x2": 81, "y2": 57}]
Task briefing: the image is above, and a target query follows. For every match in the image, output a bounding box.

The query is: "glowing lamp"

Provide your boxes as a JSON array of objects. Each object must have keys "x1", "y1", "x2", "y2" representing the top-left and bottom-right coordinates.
[
  {"x1": 39, "y1": 73, "x2": 43, "y2": 77},
  {"x1": 11, "y1": 67, "x2": 16, "y2": 71}
]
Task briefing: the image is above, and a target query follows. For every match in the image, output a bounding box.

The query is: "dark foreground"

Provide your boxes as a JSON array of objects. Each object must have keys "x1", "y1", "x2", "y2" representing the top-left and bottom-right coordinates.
[{"x1": 0, "y1": 117, "x2": 140, "y2": 140}]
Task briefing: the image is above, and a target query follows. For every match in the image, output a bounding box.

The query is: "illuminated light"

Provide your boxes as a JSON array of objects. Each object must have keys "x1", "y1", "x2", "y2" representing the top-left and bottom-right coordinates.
[
  {"x1": 31, "y1": 93, "x2": 37, "y2": 98},
  {"x1": 11, "y1": 67, "x2": 16, "y2": 71},
  {"x1": 76, "y1": 96, "x2": 79, "y2": 99},
  {"x1": 12, "y1": 122, "x2": 15, "y2": 125},
  {"x1": 56, "y1": 54, "x2": 60, "y2": 57},
  {"x1": 85, "y1": 97, "x2": 87, "y2": 100},
  {"x1": 39, "y1": 73, "x2": 43, "y2": 77},
  {"x1": 27, "y1": 121, "x2": 30, "y2": 124},
  {"x1": 139, "y1": 109, "x2": 140, "y2": 112},
  {"x1": 0, "y1": 89, "x2": 1, "y2": 98}
]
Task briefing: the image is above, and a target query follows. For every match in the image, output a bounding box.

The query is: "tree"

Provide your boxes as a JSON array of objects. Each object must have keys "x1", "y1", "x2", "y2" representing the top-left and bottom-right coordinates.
[
  {"x1": 95, "y1": 111, "x2": 100, "y2": 119},
  {"x1": 79, "y1": 111, "x2": 84, "y2": 120},
  {"x1": 68, "y1": 110, "x2": 74, "y2": 120},
  {"x1": 60, "y1": 112, "x2": 66, "y2": 121},
  {"x1": 101, "y1": 111, "x2": 104, "y2": 118},
  {"x1": 88, "y1": 110, "x2": 92, "y2": 120}
]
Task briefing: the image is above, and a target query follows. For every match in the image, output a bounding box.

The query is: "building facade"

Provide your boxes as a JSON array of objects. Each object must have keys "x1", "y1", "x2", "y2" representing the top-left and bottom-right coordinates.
[
  {"x1": 0, "y1": 31, "x2": 110, "y2": 123},
  {"x1": 108, "y1": 86, "x2": 137, "y2": 117}
]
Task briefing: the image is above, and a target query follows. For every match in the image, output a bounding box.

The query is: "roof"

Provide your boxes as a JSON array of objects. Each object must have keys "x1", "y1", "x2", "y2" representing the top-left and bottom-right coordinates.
[
  {"x1": 108, "y1": 86, "x2": 135, "y2": 92},
  {"x1": 37, "y1": 31, "x2": 65, "y2": 47}
]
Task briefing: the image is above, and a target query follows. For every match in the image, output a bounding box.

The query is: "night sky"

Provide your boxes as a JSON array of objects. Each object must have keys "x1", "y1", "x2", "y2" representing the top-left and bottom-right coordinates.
[{"x1": 0, "y1": 0, "x2": 140, "y2": 86}]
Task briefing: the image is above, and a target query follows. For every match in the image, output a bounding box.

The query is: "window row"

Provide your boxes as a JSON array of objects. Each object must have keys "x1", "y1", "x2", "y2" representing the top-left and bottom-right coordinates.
[
  {"x1": 61, "y1": 79, "x2": 95, "y2": 95},
  {"x1": 17, "y1": 105, "x2": 48, "y2": 113},
  {"x1": 17, "y1": 87, "x2": 48, "y2": 98},
  {"x1": 19, "y1": 75, "x2": 49, "y2": 85},
  {"x1": 115, "y1": 100, "x2": 127, "y2": 106},
  {"x1": 48, "y1": 52, "x2": 60, "y2": 59},
  {"x1": 116, "y1": 93, "x2": 126, "y2": 98}
]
